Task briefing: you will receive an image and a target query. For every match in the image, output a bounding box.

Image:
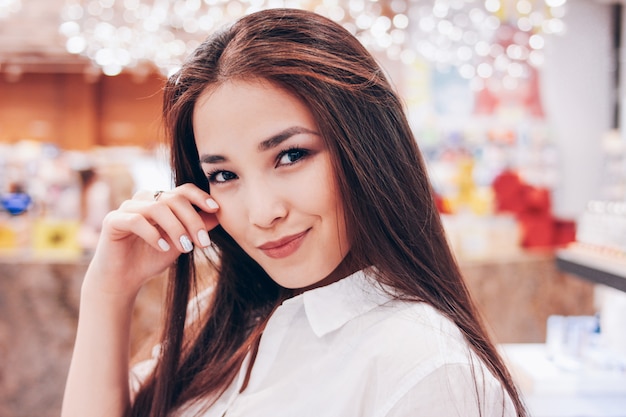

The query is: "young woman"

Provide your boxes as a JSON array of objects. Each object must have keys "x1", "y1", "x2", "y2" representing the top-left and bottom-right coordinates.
[{"x1": 62, "y1": 8, "x2": 527, "y2": 417}]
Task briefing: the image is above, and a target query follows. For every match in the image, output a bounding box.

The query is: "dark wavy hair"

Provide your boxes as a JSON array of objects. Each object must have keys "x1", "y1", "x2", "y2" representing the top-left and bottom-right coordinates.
[{"x1": 130, "y1": 8, "x2": 526, "y2": 417}]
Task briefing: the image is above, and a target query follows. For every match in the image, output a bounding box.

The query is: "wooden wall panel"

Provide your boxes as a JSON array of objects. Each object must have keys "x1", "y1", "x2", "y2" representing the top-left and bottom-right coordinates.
[
  {"x1": 58, "y1": 74, "x2": 98, "y2": 150},
  {"x1": 98, "y1": 73, "x2": 165, "y2": 148},
  {"x1": 0, "y1": 72, "x2": 166, "y2": 150}
]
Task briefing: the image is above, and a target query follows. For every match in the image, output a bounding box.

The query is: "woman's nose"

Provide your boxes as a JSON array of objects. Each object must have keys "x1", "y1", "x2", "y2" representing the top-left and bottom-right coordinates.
[{"x1": 245, "y1": 183, "x2": 288, "y2": 228}]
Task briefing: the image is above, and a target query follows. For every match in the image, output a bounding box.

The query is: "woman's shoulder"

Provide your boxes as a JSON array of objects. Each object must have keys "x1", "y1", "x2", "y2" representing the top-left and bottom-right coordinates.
[
  {"x1": 307, "y1": 269, "x2": 471, "y2": 361},
  {"x1": 359, "y1": 301, "x2": 516, "y2": 416},
  {"x1": 362, "y1": 298, "x2": 472, "y2": 363}
]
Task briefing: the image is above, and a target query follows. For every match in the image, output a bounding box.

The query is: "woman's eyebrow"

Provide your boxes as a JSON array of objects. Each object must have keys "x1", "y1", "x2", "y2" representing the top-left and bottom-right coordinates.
[
  {"x1": 258, "y1": 126, "x2": 319, "y2": 151},
  {"x1": 199, "y1": 154, "x2": 226, "y2": 164},
  {"x1": 199, "y1": 126, "x2": 319, "y2": 164}
]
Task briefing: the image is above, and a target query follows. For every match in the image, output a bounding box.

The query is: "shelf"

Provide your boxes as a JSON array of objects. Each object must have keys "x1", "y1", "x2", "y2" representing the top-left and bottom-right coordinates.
[
  {"x1": 500, "y1": 343, "x2": 626, "y2": 417},
  {"x1": 556, "y1": 246, "x2": 626, "y2": 293}
]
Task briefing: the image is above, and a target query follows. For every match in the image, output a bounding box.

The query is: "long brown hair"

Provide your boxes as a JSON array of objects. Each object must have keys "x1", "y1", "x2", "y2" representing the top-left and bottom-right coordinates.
[{"x1": 131, "y1": 8, "x2": 526, "y2": 417}]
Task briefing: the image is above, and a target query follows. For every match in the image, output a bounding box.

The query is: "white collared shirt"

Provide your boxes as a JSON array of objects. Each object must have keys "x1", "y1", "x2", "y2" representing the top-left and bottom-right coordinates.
[{"x1": 132, "y1": 269, "x2": 517, "y2": 417}]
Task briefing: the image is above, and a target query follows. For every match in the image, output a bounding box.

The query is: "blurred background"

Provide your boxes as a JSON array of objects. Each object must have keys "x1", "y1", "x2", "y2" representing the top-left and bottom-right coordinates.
[{"x1": 0, "y1": 0, "x2": 625, "y2": 416}]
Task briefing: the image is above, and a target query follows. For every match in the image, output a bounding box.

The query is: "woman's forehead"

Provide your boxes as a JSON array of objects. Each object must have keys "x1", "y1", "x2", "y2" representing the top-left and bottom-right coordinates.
[{"x1": 193, "y1": 79, "x2": 320, "y2": 153}]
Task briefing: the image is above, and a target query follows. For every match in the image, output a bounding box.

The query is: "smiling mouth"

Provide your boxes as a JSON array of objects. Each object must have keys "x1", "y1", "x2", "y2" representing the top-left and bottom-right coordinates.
[{"x1": 258, "y1": 230, "x2": 309, "y2": 259}]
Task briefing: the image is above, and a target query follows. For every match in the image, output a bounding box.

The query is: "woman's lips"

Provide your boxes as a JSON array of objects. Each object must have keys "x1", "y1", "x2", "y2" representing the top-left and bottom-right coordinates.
[{"x1": 258, "y1": 230, "x2": 309, "y2": 259}]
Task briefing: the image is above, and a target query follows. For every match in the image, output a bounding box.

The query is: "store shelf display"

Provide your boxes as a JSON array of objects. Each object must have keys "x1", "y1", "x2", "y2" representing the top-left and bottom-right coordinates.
[{"x1": 0, "y1": 140, "x2": 168, "y2": 260}]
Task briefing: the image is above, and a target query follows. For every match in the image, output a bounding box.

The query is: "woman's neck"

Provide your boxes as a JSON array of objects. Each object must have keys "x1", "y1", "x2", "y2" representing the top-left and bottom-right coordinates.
[{"x1": 292, "y1": 252, "x2": 363, "y2": 295}]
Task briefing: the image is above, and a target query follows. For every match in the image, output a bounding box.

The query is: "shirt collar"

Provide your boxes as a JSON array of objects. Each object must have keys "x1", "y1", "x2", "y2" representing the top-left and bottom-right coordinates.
[{"x1": 297, "y1": 268, "x2": 395, "y2": 338}]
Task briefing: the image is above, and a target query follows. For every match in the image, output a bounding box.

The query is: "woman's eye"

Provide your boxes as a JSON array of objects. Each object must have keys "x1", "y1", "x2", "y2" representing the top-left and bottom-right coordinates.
[
  {"x1": 277, "y1": 148, "x2": 308, "y2": 166},
  {"x1": 208, "y1": 170, "x2": 237, "y2": 184}
]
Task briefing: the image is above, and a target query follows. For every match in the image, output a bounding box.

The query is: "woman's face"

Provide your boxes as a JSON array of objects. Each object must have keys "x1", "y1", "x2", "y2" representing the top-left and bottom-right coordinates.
[{"x1": 193, "y1": 79, "x2": 351, "y2": 289}]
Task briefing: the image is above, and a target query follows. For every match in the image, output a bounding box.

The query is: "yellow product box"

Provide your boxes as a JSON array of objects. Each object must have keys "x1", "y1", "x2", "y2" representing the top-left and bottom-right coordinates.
[
  {"x1": 32, "y1": 218, "x2": 82, "y2": 260},
  {"x1": 0, "y1": 215, "x2": 32, "y2": 257},
  {"x1": 0, "y1": 222, "x2": 17, "y2": 249}
]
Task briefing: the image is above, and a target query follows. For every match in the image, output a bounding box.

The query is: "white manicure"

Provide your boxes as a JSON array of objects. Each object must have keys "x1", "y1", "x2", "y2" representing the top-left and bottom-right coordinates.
[
  {"x1": 206, "y1": 198, "x2": 219, "y2": 209},
  {"x1": 198, "y1": 230, "x2": 211, "y2": 247},
  {"x1": 158, "y1": 238, "x2": 170, "y2": 252},
  {"x1": 180, "y1": 235, "x2": 194, "y2": 252}
]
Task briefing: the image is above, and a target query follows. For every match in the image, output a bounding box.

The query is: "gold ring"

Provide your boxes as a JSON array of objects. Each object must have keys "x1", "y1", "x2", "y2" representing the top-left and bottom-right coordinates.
[{"x1": 153, "y1": 190, "x2": 164, "y2": 201}]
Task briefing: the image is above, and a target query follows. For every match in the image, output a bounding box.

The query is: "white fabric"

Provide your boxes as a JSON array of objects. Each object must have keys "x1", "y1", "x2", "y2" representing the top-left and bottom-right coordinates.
[{"x1": 131, "y1": 269, "x2": 517, "y2": 417}]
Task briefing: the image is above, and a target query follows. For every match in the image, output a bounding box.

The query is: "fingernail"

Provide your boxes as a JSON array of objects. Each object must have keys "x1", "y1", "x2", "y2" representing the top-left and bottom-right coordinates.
[
  {"x1": 180, "y1": 235, "x2": 193, "y2": 252},
  {"x1": 206, "y1": 198, "x2": 219, "y2": 210},
  {"x1": 158, "y1": 238, "x2": 170, "y2": 252},
  {"x1": 197, "y1": 230, "x2": 211, "y2": 247}
]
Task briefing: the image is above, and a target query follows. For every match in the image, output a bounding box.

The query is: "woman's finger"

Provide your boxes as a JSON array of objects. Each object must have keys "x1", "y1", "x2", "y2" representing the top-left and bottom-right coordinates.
[
  {"x1": 120, "y1": 184, "x2": 220, "y2": 253},
  {"x1": 148, "y1": 185, "x2": 220, "y2": 245},
  {"x1": 151, "y1": 184, "x2": 220, "y2": 213},
  {"x1": 158, "y1": 192, "x2": 221, "y2": 245},
  {"x1": 134, "y1": 200, "x2": 200, "y2": 253},
  {"x1": 104, "y1": 210, "x2": 171, "y2": 253}
]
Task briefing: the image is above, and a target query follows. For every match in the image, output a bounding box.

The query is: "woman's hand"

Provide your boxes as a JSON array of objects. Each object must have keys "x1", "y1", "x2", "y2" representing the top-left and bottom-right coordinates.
[
  {"x1": 83, "y1": 183, "x2": 220, "y2": 299},
  {"x1": 63, "y1": 183, "x2": 219, "y2": 417}
]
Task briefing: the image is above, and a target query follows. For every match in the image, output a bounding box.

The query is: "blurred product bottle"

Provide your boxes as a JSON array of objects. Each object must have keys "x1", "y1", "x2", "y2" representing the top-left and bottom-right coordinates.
[
  {"x1": 0, "y1": 185, "x2": 32, "y2": 216},
  {"x1": 577, "y1": 201, "x2": 626, "y2": 255},
  {"x1": 0, "y1": 183, "x2": 33, "y2": 256}
]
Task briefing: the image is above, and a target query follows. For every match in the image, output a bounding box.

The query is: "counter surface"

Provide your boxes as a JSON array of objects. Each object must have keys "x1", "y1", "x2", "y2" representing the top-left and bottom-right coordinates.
[
  {"x1": 556, "y1": 245, "x2": 626, "y2": 292},
  {"x1": 501, "y1": 343, "x2": 626, "y2": 417},
  {"x1": 0, "y1": 252, "x2": 596, "y2": 417},
  {"x1": 0, "y1": 258, "x2": 165, "y2": 417},
  {"x1": 461, "y1": 251, "x2": 595, "y2": 344}
]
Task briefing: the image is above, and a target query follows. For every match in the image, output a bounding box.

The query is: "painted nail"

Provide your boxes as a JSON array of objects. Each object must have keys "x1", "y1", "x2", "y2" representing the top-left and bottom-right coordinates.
[
  {"x1": 158, "y1": 238, "x2": 170, "y2": 252},
  {"x1": 198, "y1": 230, "x2": 211, "y2": 247},
  {"x1": 206, "y1": 198, "x2": 219, "y2": 210},
  {"x1": 179, "y1": 235, "x2": 193, "y2": 252}
]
